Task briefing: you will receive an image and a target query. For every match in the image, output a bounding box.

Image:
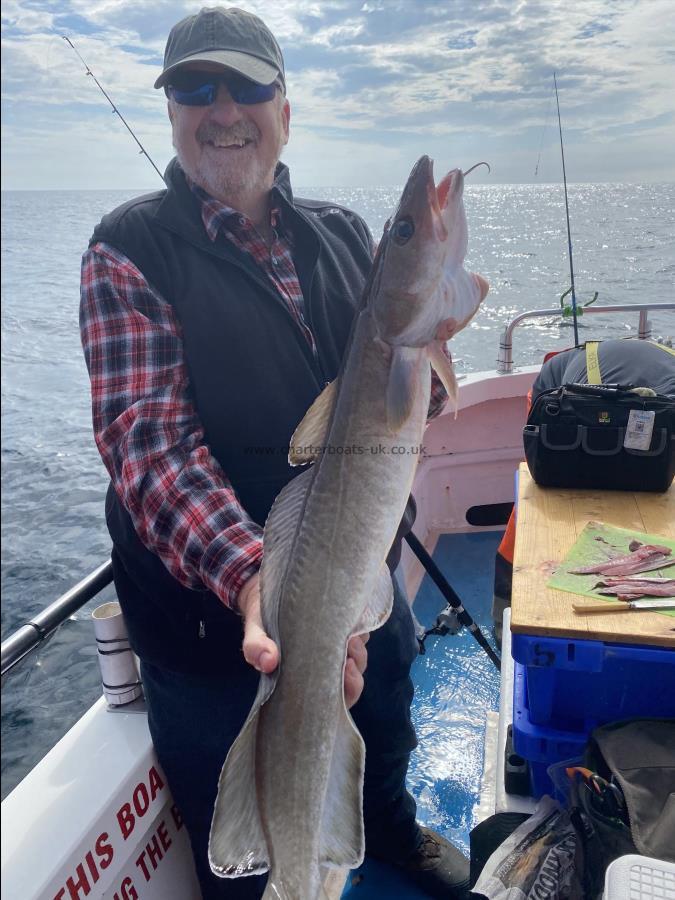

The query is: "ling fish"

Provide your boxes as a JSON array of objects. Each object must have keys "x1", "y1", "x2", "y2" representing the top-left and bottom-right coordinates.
[{"x1": 208, "y1": 156, "x2": 488, "y2": 899}]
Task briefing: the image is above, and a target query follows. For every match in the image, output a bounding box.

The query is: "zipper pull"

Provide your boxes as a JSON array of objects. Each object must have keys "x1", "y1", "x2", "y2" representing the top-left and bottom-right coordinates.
[{"x1": 198, "y1": 620, "x2": 206, "y2": 639}]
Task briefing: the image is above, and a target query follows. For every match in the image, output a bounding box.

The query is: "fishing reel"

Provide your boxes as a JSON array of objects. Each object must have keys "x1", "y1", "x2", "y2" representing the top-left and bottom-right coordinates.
[{"x1": 417, "y1": 605, "x2": 462, "y2": 654}]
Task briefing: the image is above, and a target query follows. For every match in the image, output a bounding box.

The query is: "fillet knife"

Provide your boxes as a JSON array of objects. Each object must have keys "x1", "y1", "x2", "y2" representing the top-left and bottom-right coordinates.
[{"x1": 574, "y1": 598, "x2": 675, "y2": 614}]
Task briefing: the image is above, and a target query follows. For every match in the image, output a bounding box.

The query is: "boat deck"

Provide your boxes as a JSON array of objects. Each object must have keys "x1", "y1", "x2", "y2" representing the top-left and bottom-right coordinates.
[{"x1": 342, "y1": 530, "x2": 503, "y2": 897}]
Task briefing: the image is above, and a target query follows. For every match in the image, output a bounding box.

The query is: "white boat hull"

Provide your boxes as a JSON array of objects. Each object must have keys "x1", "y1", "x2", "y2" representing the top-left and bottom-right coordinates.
[{"x1": 1, "y1": 697, "x2": 200, "y2": 899}]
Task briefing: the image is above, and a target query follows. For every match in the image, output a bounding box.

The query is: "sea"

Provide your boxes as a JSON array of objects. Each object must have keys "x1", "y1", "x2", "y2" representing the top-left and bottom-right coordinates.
[{"x1": 2, "y1": 182, "x2": 674, "y2": 806}]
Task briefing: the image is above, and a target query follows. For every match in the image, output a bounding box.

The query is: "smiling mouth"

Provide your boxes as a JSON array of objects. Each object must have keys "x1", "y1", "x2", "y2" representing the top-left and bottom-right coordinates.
[{"x1": 206, "y1": 138, "x2": 254, "y2": 150}]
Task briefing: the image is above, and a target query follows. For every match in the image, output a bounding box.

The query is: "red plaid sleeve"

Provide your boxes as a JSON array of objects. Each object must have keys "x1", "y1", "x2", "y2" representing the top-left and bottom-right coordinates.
[{"x1": 80, "y1": 242, "x2": 263, "y2": 610}]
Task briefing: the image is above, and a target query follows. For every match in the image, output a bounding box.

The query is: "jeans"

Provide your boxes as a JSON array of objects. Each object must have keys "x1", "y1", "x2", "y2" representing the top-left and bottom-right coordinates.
[{"x1": 141, "y1": 579, "x2": 420, "y2": 899}]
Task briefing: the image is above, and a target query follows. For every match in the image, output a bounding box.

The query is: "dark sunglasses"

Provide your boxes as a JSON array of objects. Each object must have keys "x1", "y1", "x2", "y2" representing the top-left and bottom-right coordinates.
[{"x1": 166, "y1": 71, "x2": 279, "y2": 107}]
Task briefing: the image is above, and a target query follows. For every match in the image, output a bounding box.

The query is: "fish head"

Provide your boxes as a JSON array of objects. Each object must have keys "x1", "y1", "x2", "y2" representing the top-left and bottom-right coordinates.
[
  {"x1": 371, "y1": 156, "x2": 487, "y2": 347},
  {"x1": 435, "y1": 167, "x2": 488, "y2": 340},
  {"x1": 370, "y1": 155, "x2": 447, "y2": 342}
]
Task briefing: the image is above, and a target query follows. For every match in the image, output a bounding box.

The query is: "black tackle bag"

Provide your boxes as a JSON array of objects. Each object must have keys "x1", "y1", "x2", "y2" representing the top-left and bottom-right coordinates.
[
  {"x1": 523, "y1": 343, "x2": 675, "y2": 492},
  {"x1": 569, "y1": 718, "x2": 675, "y2": 899}
]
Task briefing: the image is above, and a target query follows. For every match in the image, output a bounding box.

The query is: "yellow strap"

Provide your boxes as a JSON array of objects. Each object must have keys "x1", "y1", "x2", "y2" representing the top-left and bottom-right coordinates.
[
  {"x1": 585, "y1": 341, "x2": 602, "y2": 384},
  {"x1": 654, "y1": 341, "x2": 675, "y2": 358}
]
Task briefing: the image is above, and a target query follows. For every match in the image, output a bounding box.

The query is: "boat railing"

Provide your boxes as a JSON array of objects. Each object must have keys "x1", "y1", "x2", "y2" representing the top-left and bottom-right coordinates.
[
  {"x1": 497, "y1": 302, "x2": 675, "y2": 374},
  {"x1": 1, "y1": 559, "x2": 113, "y2": 678}
]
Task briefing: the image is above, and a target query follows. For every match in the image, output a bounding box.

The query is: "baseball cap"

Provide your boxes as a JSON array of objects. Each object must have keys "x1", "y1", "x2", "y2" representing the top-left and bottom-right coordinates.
[{"x1": 154, "y1": 6, "x2": 286, "y2": 91}]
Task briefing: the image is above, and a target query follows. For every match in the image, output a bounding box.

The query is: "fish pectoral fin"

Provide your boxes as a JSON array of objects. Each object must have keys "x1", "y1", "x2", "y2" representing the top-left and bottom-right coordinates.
[
  {"x1": 386, "y1": 347, "x2": 421, "y2": 433},
  {"x1": 428, "y1": 340, "x2": 458, "y2": 417},
  {"x1": 319, "y1": 701, "x2": 366, "y2": 868},
  {"x1": 209, "y1": 703, "x2": 270, "y2": 877},
  {"x1": 289, "y1": 380, "x2": 338, "y2": 465},
  {"x1": 354, "y1": 565, "x2": 394, "y2": 635}
]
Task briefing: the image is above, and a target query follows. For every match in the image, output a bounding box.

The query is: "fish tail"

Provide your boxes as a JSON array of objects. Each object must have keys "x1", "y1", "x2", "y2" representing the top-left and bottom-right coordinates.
[
  {"x1": 262, "y1": 866, "x2": 325, "y2": 899},
  {"x1": 209, "y1": 702, "x2": 271, "y2": 878}
]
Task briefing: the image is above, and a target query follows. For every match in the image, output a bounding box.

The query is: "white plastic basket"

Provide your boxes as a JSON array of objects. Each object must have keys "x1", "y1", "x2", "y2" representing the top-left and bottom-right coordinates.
[{"x1": 604, "y1": 854, "x2": 675, "y2": 900}]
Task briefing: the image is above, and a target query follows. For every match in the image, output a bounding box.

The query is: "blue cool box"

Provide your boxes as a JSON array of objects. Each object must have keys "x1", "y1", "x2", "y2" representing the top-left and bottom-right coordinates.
[
  {"x1": 511, "y1": 631, "x2": 675, "y2": 730},
  {"x1": 511, "y1": 662, "x2": 588, "y2": 799}
]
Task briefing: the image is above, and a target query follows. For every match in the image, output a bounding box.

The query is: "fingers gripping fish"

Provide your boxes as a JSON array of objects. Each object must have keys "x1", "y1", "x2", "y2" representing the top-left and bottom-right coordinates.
[{"x1": 208, "y1": 157, "x2": 488, "y2": 899}]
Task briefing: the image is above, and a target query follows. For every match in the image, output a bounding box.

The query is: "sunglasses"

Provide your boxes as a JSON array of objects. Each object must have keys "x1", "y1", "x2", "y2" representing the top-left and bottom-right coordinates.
[{"x1": 167, "y1": 71, "x2": 280, "y2": 107}]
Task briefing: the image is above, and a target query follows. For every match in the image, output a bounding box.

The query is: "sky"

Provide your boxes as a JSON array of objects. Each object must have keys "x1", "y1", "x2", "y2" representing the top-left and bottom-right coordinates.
[{"x1": 2, "y1": 0, "x2": 675, "y2": 190}]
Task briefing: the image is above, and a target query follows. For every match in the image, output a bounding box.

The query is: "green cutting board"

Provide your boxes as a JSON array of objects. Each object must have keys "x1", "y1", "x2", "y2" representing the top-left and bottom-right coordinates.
[{"x1": 547, "y1": 520, "x2": 675, "y2": 617}]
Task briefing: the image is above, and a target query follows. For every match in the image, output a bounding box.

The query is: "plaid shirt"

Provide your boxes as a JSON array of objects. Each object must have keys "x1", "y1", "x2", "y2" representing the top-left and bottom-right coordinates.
[{"x1": 80, "y1": 185, "x2": 448, "y2": 611}]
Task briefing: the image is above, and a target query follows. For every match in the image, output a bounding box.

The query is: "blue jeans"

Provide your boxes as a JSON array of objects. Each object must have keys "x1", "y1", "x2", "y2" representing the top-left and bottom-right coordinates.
[{"x1": 141, "y1": 580, "x2": 420, "y2": 899}]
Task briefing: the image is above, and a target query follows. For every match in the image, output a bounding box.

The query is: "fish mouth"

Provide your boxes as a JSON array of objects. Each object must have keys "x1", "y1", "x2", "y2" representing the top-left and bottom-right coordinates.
[
  {"x1": 401, "y1": 154, "x2": 435, "y2": 210},
  {"x1": 436, "y1": 168, "x2": 463, "y2": 210},
  {"x1": 395, "y1": 157, "x2": 466, "y2": 233},
  {"x1": 400, "y1": 155, "x2": 450, "y2": 242}
]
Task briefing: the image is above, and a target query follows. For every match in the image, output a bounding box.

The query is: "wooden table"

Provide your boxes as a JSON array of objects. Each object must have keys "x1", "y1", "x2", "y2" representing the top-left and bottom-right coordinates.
[{"x1": 511, "y1": 463, "x2": 675, "y2": 648}]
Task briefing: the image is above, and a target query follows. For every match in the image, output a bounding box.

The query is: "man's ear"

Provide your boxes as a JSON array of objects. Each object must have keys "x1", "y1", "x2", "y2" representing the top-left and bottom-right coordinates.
[{"x1": 167, "y1": 101, "x2": 174, "y2": 125}]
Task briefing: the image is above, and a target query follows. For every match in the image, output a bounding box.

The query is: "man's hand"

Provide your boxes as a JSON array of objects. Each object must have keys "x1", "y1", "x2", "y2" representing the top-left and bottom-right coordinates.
[
  {"x1": 238, "y1": 573, "x2": 369, "y2": 708},
  {"x1": 343, "y1": 632, "x2": 368, "y2": 709},
  {"x1": 239, "y1": 574, "x2": 279, "y2": 674}
]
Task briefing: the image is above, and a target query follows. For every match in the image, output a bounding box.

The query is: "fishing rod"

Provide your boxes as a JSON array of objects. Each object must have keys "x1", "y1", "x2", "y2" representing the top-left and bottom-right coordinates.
[
  {"x1": 553, "y1": 72, "x2": 580, "y2": 347},
  {"x1": 62, "y1": 35, "x2": 165, "y2": 184},
  {"x1": 405, "y1": 532, "x2": 501, "y2": 671}
]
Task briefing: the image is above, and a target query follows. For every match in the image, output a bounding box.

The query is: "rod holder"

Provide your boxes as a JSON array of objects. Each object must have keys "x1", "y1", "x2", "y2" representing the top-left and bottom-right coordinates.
[
  {"x1": 92, "y1": 601, "x2": 143, "y2": 706},
  {"x1": 638, "y1": 311, "x2": 652, "y2": 340},
  {"x1": 497, "y1": 328, "x2": 513, "y2": 374}
]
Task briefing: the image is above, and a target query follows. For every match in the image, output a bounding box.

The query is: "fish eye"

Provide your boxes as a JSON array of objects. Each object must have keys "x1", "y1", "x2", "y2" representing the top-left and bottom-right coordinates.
[{"x1": 390, "y1": 216, "x2": 415, "y2": 245}]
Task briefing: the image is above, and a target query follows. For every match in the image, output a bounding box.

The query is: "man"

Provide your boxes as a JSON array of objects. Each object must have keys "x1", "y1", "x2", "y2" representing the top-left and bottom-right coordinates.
[{"x1": 80, "y1": 7, "x2": 472, "y2": 898}]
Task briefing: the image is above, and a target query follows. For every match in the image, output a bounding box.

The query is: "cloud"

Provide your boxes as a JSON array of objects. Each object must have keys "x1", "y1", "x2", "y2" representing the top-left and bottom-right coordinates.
[{"x1": 2, "y1": 0, "x2": 674, "y2": 189}]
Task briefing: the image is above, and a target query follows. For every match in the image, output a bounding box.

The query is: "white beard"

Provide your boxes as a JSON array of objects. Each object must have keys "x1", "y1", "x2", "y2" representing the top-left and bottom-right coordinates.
[{"x1": 175, "y1": 121, "x2": 286, "y2": 206}]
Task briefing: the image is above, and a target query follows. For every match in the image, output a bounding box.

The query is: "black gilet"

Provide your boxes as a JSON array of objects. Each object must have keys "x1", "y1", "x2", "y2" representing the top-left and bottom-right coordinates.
[{"x1": 91, "y1": 159, "x2": 374, "y2": 674}]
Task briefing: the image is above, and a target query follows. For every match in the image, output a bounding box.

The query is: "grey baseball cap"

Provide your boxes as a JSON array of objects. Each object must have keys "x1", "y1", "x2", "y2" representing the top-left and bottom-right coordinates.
[{"x1": 155, "y1": 6, "x2": 285, "y2": 91}]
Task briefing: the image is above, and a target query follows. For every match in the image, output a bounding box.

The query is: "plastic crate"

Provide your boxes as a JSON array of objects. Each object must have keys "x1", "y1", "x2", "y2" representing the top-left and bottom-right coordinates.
[
  {"x1": 511, "y1": 632, "x2": 675, "y2": 730},
  {"x1": 512, "y1": 662, "x2": 588, "y2": 799},
  {"x1": 604, "y1": 854, "x2": 675, "y2": 900}
]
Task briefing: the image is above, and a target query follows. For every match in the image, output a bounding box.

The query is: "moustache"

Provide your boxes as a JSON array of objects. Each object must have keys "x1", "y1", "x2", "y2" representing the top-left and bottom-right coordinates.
[{"x1": 196, "y1": 123, "x2": 260, "y2": 145}]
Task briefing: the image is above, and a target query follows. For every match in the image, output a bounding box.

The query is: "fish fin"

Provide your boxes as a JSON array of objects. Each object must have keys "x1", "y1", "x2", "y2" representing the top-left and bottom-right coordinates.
[
  {"x1": 262, "y1": 876, "x2": 294, "y2": 900},
  {"x1": 428, "y1": 340, "x2": 458, "y2": 417},
  {"x1": 319, "y1": 567, "x2": 393, "y2": 868},
  {"x1": 354, "y1": 565, "x2": 394, "y2": 635},
  {"x1": 260, "y1": 467, "x2": 315, "y2": 640},
  {"x1": 319, "y1": 699, "x2": 366, "y2": 868},
  {"x1": 210, "y1": 470, "x2": 317, "y2": 878},
  {"x1": 263, "y1": 874, "x2": 329, "y2": 900},
  {"x1": 387, "y1": 347, "x2": 421, "y2": 433},
  {"x1": 209, "y1": 699, "x2": 271, "y2": 877},
  {"x1": 289, "y1": 380, "x2": 338, "y2": 465}
]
